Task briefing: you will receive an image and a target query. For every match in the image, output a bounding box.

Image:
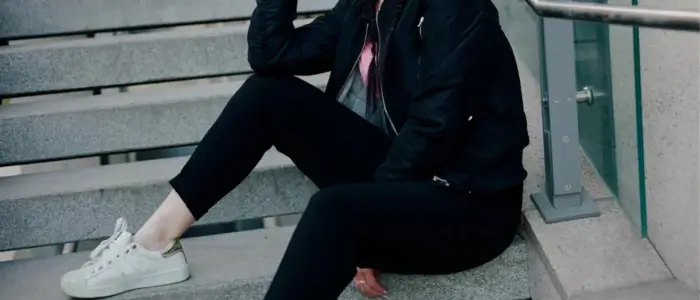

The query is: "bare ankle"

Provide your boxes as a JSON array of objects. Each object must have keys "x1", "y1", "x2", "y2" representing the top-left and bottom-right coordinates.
[
  {"x1": 133, "y1": 190, "x2": 195, "y2": 251},
  {"x1": 133, "y1": 229, "x2": 171, "y2": 251}
]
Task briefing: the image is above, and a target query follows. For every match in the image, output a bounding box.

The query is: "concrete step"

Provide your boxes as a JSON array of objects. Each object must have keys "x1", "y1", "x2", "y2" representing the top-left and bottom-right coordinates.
[
  {"x1": 0, "y1": 19, "x2": 314, "y2": 98},
  {"x1": 0, "y1": 227, "x2": 529, "y2": 300},
  {"x1": 0, "y1": 74, "x2": 328, "y2": 166},
  {"x1": 1, "y1": 0, "x2": 334, "y2": 40},
  {"x1": 0, "y1": 150, "x2": 317, "y2": 252},
  {"x1": 577, "y1": 279, "x2": 700, "y2": 300}
]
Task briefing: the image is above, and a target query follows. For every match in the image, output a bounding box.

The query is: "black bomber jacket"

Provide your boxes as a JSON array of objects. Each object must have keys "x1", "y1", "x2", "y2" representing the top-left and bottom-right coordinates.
[{"x1": 247, "y1": 0, "x2": 530, "y2": 194}]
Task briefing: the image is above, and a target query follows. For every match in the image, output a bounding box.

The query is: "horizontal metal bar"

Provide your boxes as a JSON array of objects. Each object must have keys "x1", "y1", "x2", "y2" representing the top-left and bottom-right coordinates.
[{"x1": 525, "y1": 0, "x2": 700, "y2": 31}]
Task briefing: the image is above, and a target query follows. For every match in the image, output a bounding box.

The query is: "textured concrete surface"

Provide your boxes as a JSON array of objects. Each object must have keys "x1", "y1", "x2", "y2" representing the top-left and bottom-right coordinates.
[
  {"x1": 0, "y1": 19, "x2": 307, "y2": 96},
  {"x1": 0, "y1": 74, "x2": 328, "y2": 166},
  {"x1": 0, "y1": 151, "x2": 318, "y2": 251},
  {"x1": 526, "y1": 157, "x2": 633, "y2": 300},
  {"x1": 638, "y1": 0, "x2": 700, "y2": 290},
  {"x1": 0, "y1": 227, "x2": 529, "y2": 300},
  {"x1": 0, "y1": 0, "x2": 334, "y2": 39},
  {"x1": 525, "y1": 199, "x2": 672, "y2": 299},
  {"x1": 530, "y1": 239, "x2": 698, "y2": 300},
  {"x1": 577, "y1": 279, "x2": 699, "y2": 300},
  {"x1": 513, "y1": 50, "x2": 544, "y2": 212},
  {"x1": 1, "y1": 24, "x2": 243, "y2": 95},
  {"x1": 528, "y1": 243, "x2": 561, "y2": 300},
  {"x1": 494, "y1": 0, "x2": 541, "y2": 80}
]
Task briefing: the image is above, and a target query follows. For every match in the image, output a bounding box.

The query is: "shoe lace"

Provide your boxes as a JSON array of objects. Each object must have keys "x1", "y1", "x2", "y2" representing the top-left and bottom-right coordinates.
[{"x1": 81, "y1": 218, "x2": 128, "y2": 269}]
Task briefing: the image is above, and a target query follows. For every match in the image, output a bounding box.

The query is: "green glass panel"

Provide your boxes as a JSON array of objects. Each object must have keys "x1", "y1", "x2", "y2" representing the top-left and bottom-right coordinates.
[{"x1": 572, "y1": 0, "x2": 647, "y2": 236}]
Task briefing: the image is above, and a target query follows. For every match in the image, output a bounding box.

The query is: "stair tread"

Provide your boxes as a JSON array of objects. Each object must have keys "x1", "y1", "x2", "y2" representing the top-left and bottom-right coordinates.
[
  {"x1": 0, "y1": 150, "x2": 292, "y2": 201},
  {"x1": 0, "y1": 73, "x2": 329, "y2": 166},
  {"x1": 0, "y1": 151, "x2": 315, "y2": 251},
  {"x1": 0, "y1": 227, "x2": 529, "y2": 300},
  {"x1": 0, "y1": 74, "x2": 329, "y2": 119}
]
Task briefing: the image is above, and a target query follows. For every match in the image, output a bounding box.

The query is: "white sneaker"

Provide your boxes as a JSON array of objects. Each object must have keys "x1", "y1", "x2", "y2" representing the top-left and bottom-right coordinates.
[{"x1": 61, "y1": 218, "x2": 190, "y2": 298}]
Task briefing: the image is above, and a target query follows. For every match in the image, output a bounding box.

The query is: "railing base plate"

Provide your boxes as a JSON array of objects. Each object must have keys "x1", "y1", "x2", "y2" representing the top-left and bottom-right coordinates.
[{"x1": 531, "y1": 189, "x2": 601, "y2": 223}]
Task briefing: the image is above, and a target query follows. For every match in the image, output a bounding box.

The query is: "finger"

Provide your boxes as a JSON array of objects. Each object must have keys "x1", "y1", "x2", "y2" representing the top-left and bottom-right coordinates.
[
  {"x1": 353, "y1": 272, "x2": 367, "y2": 290},
  {"x1": 358, "y1": 282, "x2": 377, "y2": 298},
  {"x1": 363, "y1": 271, "x2": 387, "y2": 297},
  {"x1": 354, "y1": 274, "x2": 374, "y2": 297},
  {"x1": 355, "y1": 271, "x2": 382, "y2": 298},
  {"x1": 353, "y1": 271, "x2": 364, "y2": 285},
  {"x1": 360, "y1": 284, "x2": 384, "y2": 299},
  {"x1": 355, "y1": 269, "x2": 384, "y2": 298},
  {"x1": 354, "y1": 278, "x2": 368, "y2": 291}
]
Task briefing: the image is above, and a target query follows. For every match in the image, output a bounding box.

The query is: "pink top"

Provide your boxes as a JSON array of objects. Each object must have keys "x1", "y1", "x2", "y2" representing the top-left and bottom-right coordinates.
[
  {"x1": 359, "y1": 43, "x2": 374, "y2": 84},
  {"x1": 359, "y1": 0, "x2": 383, "y2": 84}
]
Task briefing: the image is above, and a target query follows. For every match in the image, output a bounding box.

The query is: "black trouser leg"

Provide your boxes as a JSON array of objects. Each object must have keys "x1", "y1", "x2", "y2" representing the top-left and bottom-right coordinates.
[
  {"x1": 168, "y1": 74, "x2": 522, "y2": 300},
  {"x1": 169, "y1": 74, "x2": 391, "y2": 220},
  {"x1": 264, "y1": 179, "x2": 522, "y2": 300}
]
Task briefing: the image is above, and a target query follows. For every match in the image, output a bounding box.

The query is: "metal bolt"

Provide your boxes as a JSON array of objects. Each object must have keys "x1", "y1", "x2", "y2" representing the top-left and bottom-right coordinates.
[
  {"x1": 568, "y1": 96, "x2": 573, "y2": 102},
  {"x1": 564, "y1": 184, "x2": 572, "y2": 191},
  {"x1": 541, "y1": 96, "x2": 549, "y2": 103},
  {"x1": 562, "y1": 136, "x2": 570, "y2": 143}
]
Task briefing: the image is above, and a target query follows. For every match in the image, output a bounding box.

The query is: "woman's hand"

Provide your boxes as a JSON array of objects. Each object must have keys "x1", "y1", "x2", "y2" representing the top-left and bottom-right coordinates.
[{"x1": 354, "y1": 267, "x2": 386, "y2": 298}]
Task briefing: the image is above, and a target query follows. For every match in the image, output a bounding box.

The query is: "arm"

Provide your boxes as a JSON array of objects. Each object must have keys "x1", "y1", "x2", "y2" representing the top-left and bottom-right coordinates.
[
  {"x1": 375, "y1": 0, "x2": 495, "y2": 181},
  {"x1": 247, "y1": 0, "x2": 350, "y2": 75}
]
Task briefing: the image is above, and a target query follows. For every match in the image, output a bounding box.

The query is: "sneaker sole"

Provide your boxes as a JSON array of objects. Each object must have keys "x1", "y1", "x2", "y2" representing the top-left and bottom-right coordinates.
[{"x1": 62, "y1": 266, "x2": 190, "y2": 298}]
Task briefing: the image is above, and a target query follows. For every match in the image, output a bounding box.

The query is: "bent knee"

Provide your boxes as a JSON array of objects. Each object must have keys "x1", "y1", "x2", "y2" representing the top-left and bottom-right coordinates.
[
  {"x1": 242, "y1": 74, "x2": 313, "y2": 97},
  {"x1": 238, "y1": 74, "x2": 320, "y2": 112},
  {"x1": 245, "y1": 73, "x2": 300, "y2": 87}
]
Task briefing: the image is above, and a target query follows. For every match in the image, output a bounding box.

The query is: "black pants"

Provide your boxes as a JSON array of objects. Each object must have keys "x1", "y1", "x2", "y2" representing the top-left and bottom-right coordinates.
[{"x1": 169, "y1": 75, "x2": 523, "y2": 300}]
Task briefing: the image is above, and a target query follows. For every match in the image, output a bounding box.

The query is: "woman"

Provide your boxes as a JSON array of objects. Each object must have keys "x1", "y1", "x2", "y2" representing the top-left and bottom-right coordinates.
[{"x1": 60, "y1": 0, "x2": 529, "y2": 298}]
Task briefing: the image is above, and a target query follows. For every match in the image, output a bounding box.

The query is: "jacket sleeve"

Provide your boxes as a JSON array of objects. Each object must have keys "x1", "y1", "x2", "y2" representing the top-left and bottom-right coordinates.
[
  {"x1": 375, "y1": 0, "x2": 494, "y2": 181},
  {"x1": 247, "y1": 0, "x2": 350, "y2": 76}
]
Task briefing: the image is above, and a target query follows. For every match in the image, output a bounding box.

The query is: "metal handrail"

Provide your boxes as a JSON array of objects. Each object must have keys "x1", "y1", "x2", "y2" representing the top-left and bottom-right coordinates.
[{"x1": 524, "y1": 0, "x2": 700, "y2": 31}]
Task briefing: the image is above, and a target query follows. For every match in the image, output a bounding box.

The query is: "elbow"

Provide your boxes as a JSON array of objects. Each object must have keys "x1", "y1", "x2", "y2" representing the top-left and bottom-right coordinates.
[
  {"x1": 247, "y1": 31, "x2": 278, "y2": 75},
  {"x1": 247, "y1": 52, "x2": 275, "y2": 76}
]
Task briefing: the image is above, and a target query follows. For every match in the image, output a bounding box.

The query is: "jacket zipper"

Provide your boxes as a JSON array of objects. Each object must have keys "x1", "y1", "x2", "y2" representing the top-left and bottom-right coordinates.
[
  {"x1": 335, "y1": 25, "x2": 369, "y2": 103},
  {"x1": 417, "y1": 18, "x2": 423, "y2": 79},
  {"x1": 375, "y1": 13, "x2": 399, "y2": 136}
]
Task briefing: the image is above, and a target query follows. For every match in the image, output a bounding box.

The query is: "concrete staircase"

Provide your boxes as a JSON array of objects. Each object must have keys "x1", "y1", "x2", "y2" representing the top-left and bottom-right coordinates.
[{"x1": 0, "y1": 0, "x2": 530, "y2": 299}]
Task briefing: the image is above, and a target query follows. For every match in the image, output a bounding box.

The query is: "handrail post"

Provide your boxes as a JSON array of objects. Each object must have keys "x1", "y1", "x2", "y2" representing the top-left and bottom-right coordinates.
[{"x1": 531, "y1": 11, "x2": 601, "y2": 223}]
